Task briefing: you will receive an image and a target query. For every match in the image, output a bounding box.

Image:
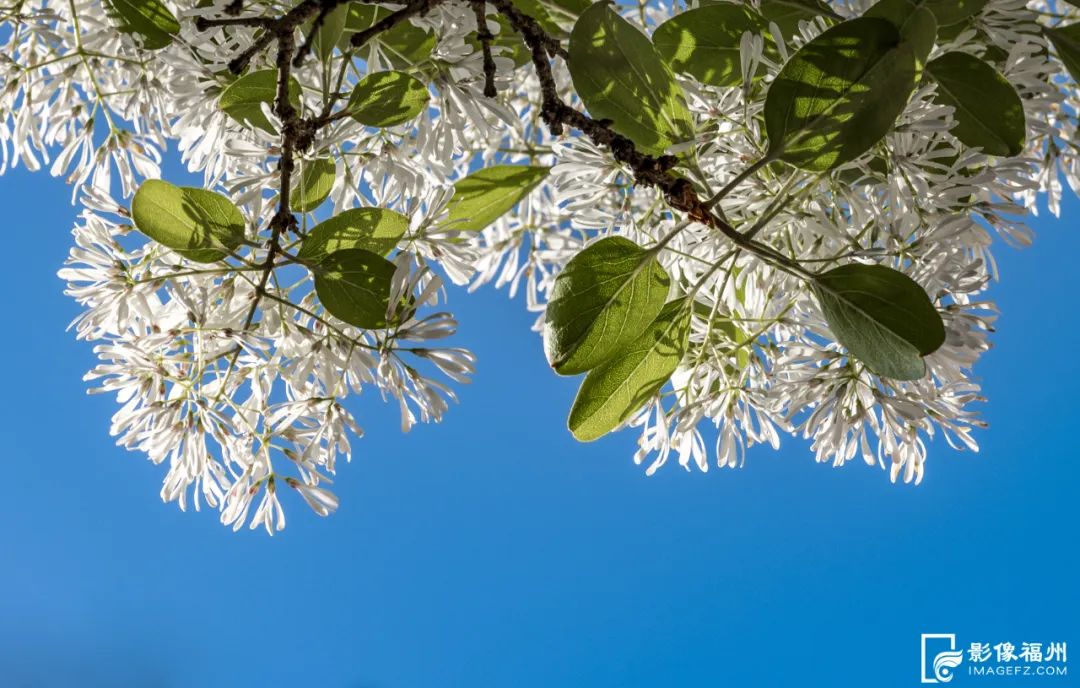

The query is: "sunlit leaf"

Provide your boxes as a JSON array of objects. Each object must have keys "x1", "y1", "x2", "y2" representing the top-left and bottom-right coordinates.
[
  {"x1": 569, "y1": 299, "x2": 690, "y2": 441},
  {"x1": 314, "y1": 248, "x2": 399, "y2": 329},
  {"x1": 290, "y1": 158, "x2": 336, "y2": 213},
  {"x1": 104, "y1": 0, "x2": 179, "y2": 50},
  {"x1": 131, "y1": 180, "x2": 245, "y2": 264},
  {"x1": 544, "y1": 237, "x2": 671, "y2": 376},
  {"x1": 348, "y1": 71, "x2": 430, "y2": 128},
  {"x1": 446, "y1": 165, "x2": 550, "y2": 231},
  {"x1": 219, "y1": 70, "x2": 302, "y2": 133},
  {"x1": 568, "y1": 3, "x2": 693, "y2": 155},
  {"x1": 299, "y1": 208, "x2": 409, "y2": 261},
  {"x1": 653, "y1": 5, "x2": 773, "y2": 88},
  {"x1": 763, "y1": 17, "x2": 917, "y2": 171}
]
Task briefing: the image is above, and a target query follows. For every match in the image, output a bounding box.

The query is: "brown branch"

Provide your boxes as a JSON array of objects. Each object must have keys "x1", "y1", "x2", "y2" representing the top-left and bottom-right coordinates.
[
  {"x1": 470, "y1": 0, "x2": 497, "y2": 98},
  {"x1": 484, "y1": 0, "x2": 805, "y2": 277},
  {"x1": 349, "y1": 0, "x2": 443, "y2": 48}
]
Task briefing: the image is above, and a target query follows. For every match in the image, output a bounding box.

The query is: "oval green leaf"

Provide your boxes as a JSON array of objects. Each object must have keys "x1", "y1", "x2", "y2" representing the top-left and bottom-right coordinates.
[
  {"x1": 926, "y1": 51, "x2": 1025, "y2": 157},
  {"x1": 1047, "y1": 22, "x2": 1080, "y2": 84},
  {"x1": 311, "y1": 3, "x2": 350, "y2": 62},
  {"x1": 544, "y1": 236, "x2": 671, "y2": 376},
  {"x1": 299, "y1": 208, "x2": 409, "y2": 262},
  {"x1": 813, "y1": 263, "x2": 946, "y2": 380},
  {"x1": 105, "y1": 0, "x2": 179, "y2": 50},
  {"x1": 922, "y1": 0, "x2": 989, "y2": 27},
  {"x1": 349, "y1": 71, "x2": 430, "y2": 128},
  {"x1": 568, "y1": 2, "x2": 693, "y2": 155},
  {"x1": 313, "y1": 248, "x2": 399, "y2": 329},
  {"x1": 291, "y1": 158, "x2": 336, "y2": 213},
  {"x1": 764, "y1": 17, "x2": 917, "y2": 172},
  {"x1": 446, "y1": 165, "x2": 550, "y2": 231},
  {"x1": 569, "y1": 299, "x2": 690, "y2": 442},
  {"x1": 219, "y1": 70, "x2": 302, "y2": 134},
  {"x1": 653, "y1": 5, "x2": 772, "y2": 88},
  {"x1": 131, "y1": 180, "x2": 245, "y2": 263}
]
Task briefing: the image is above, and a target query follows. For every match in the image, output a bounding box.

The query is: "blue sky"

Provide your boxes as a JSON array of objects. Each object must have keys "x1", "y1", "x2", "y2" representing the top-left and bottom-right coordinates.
[{"x1": 0, "y1": 161, "x2": 1075, "y2": 688}]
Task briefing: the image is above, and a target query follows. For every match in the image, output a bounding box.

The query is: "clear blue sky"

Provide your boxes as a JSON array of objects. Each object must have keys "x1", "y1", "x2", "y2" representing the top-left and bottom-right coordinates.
[{"x1": 0, "y1": 161, "x2": 1075, "y2": 688}]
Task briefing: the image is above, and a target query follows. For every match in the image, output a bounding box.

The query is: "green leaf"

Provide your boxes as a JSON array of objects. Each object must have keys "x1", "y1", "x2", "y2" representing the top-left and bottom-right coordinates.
[
  {"x1": 764, "y1": 17, "x2": 917, "y2": 171},
  {"x1": 219, "y1": 70, "x2": 302, "y2": 133},
  {"x1": 342, "y1": 5, "x2": 436, "y2": 68},
  {"x1": 922, "y1": 0, "x2": 989, "y2": 27},
  {"x1": 544, "y1": 236, "x2": 671, "y2": 376},
  {"x1": 568, "y1": 2, "x2": 693, "y2": 155},
  {"x1": 569, "y1": 299, "x2": 690, "y2": 441},
  {"x1": 290, "y1": 158, "x2": 336, "y2": 213},
  {"x1": 863, "y1": 0, "x2": 937, "y2": 73},
  {"x1": 813, "y1": 263, "x2": 945, "y2": 380},
  {"x1": 757, "y1": 0, "x2": 839, "y2": 37},
  {"x1": 313, "y1": 248, "x2": 399, "y2": 329},
  {"x1": 131, "y1": 180, "x2": 245, "y2": 263},
  {"x1": 653, "y1": 5, "x2": 772, "y2": 88},
  {"x1": 446, "y1": 165, "x2": 550, "y2": 231},
  {"x1": 348, "y1": 71, "x2": 430, "y2": 128},
  {"x1": 1045, "y1": 22, "x2": 1080, "y2": 84},
  {"x1": 926, "y1": 51, "x2": 1026, "y2": 157},
  {"x1": 544, "y1": 0, "x2": 591, "y2": 17},
  {"x1": 104, "y1": 0, "x2": 179, "y2": 50},
  {"x1": 511, "y1": 0, "x2": 565, "y2": 36},
  {"x1": 299, "y1": 208, "x2": 409, "y2": 262},
  {"x1": 311, "y1": 3, "x2": 350, "y2": 62}
]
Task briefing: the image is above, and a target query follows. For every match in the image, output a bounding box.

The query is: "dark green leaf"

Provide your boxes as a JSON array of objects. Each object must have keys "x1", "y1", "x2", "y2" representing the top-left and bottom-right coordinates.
[
  {"x1": 813, "y1": 263, "x2": 945, "y2": 380},
  {"x1": 544, "y1": 236, "x2": 671, "y2": 376},
  {"x1": 290, "y1": 158, "x2": 336, "y2": 213},
  {"x1": 757, "y1": 0, "x2": 840, "y2": 36},
  {"x1": 348, "y1": 71, "x2": 430, "y2": 127},
  {"x1": 104, "y1": 0, "x2": 179, "y2": 50},
  {"x1": 568, "y1": 2, "x2": 693, "y2": 155},
  {"x1": 299, "y1": 208, "x2": 409, "y2": 262},
  {"x1": 1046, "y1": 22, "x2": 1080, "y2": 84},
  {"x1": 653, "y1": 5, "x2": 772, "y2": 88},
  {"x1": 446, "y1": 165, "x2": 550, "y2": 231},
  {"x1": 922, "y1": 0, "x2": 989, "y2": 27},
  {"x1": 863, "y1": 0, "x2": 937, "y2": 72},
  {"x1": 314, "y1": 248, "x2": 399, "y2": 329},
  {"x1": 764, "y1": 17, "x2": 917, "y2": 171},
  {"x1": 219, "y1": 70, "x2": 302, "y2": 133},
  {"x1": 926, "y1": 51, "x2": 1025, "y2": 157},
  {"x1": 569, "y1": 299, "x2": 690, "y2": 441},
  {"x1": 131, "y1": 180, "x2": 245, "y2": 263}
]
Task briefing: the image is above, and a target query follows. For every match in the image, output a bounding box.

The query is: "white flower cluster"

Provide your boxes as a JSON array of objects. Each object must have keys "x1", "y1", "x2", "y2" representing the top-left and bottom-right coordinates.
[{"x1": 0, "y1": 0, "x2": 1076, "y2": 532}]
